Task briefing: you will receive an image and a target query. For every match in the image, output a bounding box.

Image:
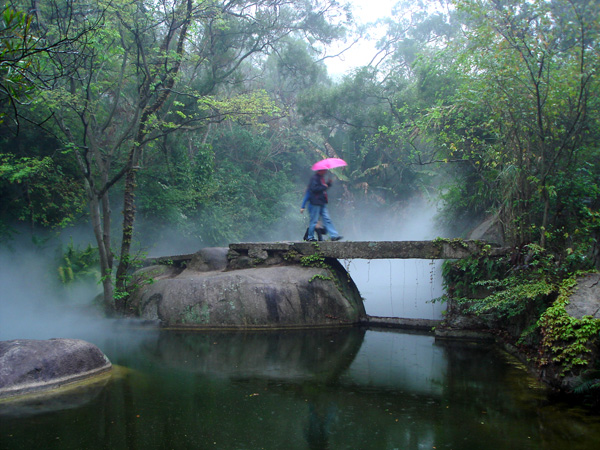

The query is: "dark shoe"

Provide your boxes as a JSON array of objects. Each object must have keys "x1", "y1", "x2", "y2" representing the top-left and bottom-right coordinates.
[
  {"x1": 331, "y1": 236, "x2": 343, "y2": 241},
  {"x1": 306, "y1": 237, "x2": 317, "y2": 242}
]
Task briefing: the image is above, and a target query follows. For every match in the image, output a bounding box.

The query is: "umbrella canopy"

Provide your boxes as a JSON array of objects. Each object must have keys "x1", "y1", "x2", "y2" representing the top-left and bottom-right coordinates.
[{"x1": 311, "y1": 158, "x2": 347, "y2": 171}]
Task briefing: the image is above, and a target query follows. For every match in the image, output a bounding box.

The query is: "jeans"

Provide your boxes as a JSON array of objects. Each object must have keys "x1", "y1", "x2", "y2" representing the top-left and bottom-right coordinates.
[{"x1": 308, "y1": 204, "x2": 339, "y2": 239}]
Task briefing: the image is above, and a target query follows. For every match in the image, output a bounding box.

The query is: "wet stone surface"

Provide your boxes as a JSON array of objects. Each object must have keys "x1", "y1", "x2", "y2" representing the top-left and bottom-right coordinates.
[
  {"x1": 566, "y1": 273, "x2": 600, "y2": 319},
  {"x1": 0, "y1": 338, "x2": 112, "y2": 400}
]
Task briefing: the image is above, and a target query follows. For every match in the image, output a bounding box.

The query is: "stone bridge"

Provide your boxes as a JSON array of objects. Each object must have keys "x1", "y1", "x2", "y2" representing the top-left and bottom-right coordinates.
[
  {"x1": 143, "y1": 240, "x2": 510, "y2": 331},
  {"x1": 147, "y1": 240, "x2": 510, "y2": 270},
  {"x1": 232, "y1": 239, "x2": 507, "y2": 260}
]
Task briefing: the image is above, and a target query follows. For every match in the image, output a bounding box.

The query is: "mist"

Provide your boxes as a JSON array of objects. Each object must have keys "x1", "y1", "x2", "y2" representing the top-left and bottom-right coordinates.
[
  {"x1": 264, "y1": 193, "x2": 449, "y2": 319},
  {"x1": 0, "y1": 193, "x2": 450, "y2": 347},
  {"x1": 136, "y1": 192, "x2": 450, "y2": 320},
  {"x1": 336, "y1": 197, "x2": 448, "y2": 319},
  {"x1": 0, "y1": 232, "x2": 156, "y2": 355}
]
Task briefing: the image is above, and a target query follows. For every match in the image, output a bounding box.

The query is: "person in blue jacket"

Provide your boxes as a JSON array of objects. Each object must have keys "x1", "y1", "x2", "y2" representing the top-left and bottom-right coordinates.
[
  {"x1": 302, "y1": 169, "x2": 342, "y2": 241},
  {"x1": 301, "y1": 190, "x2": 326, "y2": 240}
]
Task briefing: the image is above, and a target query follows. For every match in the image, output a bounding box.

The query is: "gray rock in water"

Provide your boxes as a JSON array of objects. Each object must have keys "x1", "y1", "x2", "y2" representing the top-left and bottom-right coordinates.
[
  {"x1": 129, "y1": 263, "x2": 365, "y2": 328},
  {"x1": 0, "y1": 338, "x2": 112, "y2": 399}
]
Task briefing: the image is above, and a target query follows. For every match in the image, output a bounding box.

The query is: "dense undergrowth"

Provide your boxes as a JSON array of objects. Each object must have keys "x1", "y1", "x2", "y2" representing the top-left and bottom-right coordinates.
[{"x1": 440, "y1": 242, "x2": 600, "y2": 409}]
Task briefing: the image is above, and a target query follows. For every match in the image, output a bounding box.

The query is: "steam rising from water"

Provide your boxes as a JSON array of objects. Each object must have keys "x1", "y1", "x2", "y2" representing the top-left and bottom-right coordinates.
[{"x1": 0, "y1": 235, "x2": 154, "y2": 352}]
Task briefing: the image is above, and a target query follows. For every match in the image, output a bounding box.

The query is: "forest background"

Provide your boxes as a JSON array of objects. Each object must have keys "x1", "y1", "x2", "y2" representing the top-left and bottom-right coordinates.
[{"x1": 1, "y1": 0, "x2": 600, "y2": 328}]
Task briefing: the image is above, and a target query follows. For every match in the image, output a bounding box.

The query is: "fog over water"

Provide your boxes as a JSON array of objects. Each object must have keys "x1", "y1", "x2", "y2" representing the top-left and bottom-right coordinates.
[
  {"x1": 0, "y1": 195, "x2": 447, "y2": 345},
  {"x1": 0, "y1": 234, "x2": 149, "y2": 347}
]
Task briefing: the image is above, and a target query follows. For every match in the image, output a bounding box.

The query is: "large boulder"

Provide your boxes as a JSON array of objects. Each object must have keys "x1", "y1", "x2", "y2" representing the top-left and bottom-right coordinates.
[
  {"x1": 467, "y1": 213, "x2": 505, "y2": 246},
  {"x1": 565, "y1": 272, "x2": 600, "y2": 319},
  {"x1": 128, "y1": 259, "x2": 365, "y2": 328},
  {"x1": 0, "y1": 338, "x2": 112, "y2": 400}
]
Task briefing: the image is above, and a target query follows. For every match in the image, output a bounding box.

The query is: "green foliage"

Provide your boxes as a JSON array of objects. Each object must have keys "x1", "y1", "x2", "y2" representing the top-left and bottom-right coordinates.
[
  {"x1": 300, "y1": 248, "x2": 329, "y2": 269},
  {"x1": 432, "y1": 237, "x2": 471, "y2": 250},
  {"x1": 444, "y1": 239, "x2": 600, "y2": 378},
  {"x1": 537, "y1": 277, "x2": 600, "y2": 376},
  {"x1": 0, "y1": 153, "x2": 86, "y2": 229},
  {"x1": 446, "y1": 244, "x2": 560, "y2": 320},
  {"x1": 299, "y1": 70, "x2": 400, "y2": 186},
  {"x1": 0, "y1": 6, "x2": 36, "y2": 122},
  {"x1": 133, "y1": 120, "x2": 305, "y2": 247},
  {"x1": 111, "y1": 249, "x2": 150, "y2": 304},
  {"x1": 534, "y1": 167, "x2": 600, "y2": 266},
  {"x1": 430, "y1": 0, "x2": 600, "y2": 247},
  {"x1": 442, "y1": 252, "x2": 508, "y2": 299},
  {"x1": 308, "y1": 273, "x2": 333, "y2": 283},
  {"x1": 300, "y1": 246, "x2": 333, "y2": 282},
  {"x1": 571, "y1": 364, "x2": 600, "y2": 408},
  {"x1": 1, "y1": 1, "x2": 101, "y2": 127},
  {"x1": 460, "y1": 278, "x2": 554, "y2": 319},
  {"x1": 197, "y1": 91, "x2": 279, "y2": 125},
  {"x1": 56, "y1": 240, "x2": 100, "y2": 286}
]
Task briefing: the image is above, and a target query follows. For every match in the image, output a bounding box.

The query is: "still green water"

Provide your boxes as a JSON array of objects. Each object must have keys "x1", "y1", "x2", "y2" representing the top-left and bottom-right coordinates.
[{"x1": 1, "y1": 327, "x2": 599, "y2": 450}]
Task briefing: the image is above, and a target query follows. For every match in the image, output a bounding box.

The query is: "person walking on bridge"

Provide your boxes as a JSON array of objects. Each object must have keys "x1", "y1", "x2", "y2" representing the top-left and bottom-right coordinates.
[
  {"x1": 301, "y1": 190, "x2": 327, "y2": 241},
  {"x1": 305, "y1": 169, "x2": 343, "y2": 242}
]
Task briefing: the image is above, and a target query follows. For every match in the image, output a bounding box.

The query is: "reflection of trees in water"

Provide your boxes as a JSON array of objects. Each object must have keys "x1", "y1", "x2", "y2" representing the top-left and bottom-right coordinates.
[
  {"x1": 435, "y1": 340, "x2": 552, "y2": 447},
  {"x1": 147, "y1": 327, "x2": 366, "y2": 450}
]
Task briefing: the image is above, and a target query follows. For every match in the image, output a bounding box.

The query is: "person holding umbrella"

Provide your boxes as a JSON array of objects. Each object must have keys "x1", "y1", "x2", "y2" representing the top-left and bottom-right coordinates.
[{"x1": 305, "y1": 158, "x2": 346, "y2": 242}]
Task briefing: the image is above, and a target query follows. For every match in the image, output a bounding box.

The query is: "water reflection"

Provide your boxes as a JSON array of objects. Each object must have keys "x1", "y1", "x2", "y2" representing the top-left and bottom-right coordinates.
[
  {"x1": 340, "y1": 330, "x2": 446, "y2": 395},
  {"x1": 147, "y1": 328, "x2": 365, "y2": 383},
  {"x1": 0, "y1": 372, "x2": 110, "y2": 418},
  {"x1": 1, "y1": 328, "x2": 600, "y2": 450}
]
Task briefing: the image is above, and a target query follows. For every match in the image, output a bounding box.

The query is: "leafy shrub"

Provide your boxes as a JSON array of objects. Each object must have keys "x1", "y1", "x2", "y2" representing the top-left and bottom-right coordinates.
[
  {"x1": 537, "y1": 277, "x2": 600, "y2": 376},
  {"x1": 56, "y1": 240, "x2": 100, "y2": 286}
]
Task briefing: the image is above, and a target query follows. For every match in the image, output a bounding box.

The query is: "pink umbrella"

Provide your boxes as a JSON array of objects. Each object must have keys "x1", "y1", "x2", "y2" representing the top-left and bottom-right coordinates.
[{"x1": 311, "y1": 157, "x2": 347, "y2": 171}]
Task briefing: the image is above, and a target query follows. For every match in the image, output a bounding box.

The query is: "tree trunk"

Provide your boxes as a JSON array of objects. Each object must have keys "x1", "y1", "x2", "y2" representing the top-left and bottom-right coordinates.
[
  {"x1": 87, "y1": 187, "x2": 114, "y2": 312},
  {"x1": 540, "y1": 185, "x2": 550, "y2": 248},
  {"x1": 114, "y1": 156, "x2": 138, "y2": 311},
  {"x1": 113, "y1": 0, "x2": 193, "y2": 313},
  {"x1": 71, "y1": 133, "x2": 116, "y2": 313}
]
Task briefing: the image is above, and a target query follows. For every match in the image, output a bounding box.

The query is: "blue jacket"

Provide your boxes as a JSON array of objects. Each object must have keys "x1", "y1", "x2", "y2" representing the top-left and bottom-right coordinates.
[{"x1": 307, "y1": 173, "x2": 330, "y2": 206}]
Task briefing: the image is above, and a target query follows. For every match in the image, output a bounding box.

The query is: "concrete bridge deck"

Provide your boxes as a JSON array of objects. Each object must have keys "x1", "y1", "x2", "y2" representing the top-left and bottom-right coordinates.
[
  {"x1": 146, "y1": 240, "x2": 510, "y2": 268},
  {"x1": 229, "y1": 240, "x2": 509, "y2": 261}
]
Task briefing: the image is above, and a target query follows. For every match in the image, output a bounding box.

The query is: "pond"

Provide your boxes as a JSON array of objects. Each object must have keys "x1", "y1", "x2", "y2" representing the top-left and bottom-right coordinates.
[{"x1": 2, "y1": 326, "x2": 599, "y2": 450}]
